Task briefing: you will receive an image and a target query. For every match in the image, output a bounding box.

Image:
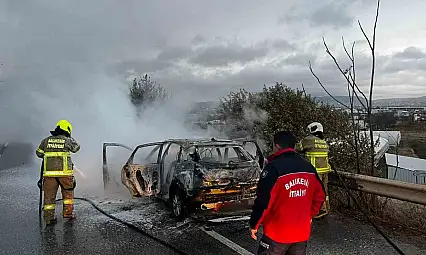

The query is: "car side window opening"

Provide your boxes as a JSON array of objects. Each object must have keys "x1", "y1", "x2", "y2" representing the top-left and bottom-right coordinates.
[
  {"x1": 163, "y1": 143, "x2": 181, "y2": 164},
  {"x1": 242, "y1": 142, "x2": 259, "y2": 159},
  {"x1": 132, "y1": 145, "x2": 161, "y2": 165}
]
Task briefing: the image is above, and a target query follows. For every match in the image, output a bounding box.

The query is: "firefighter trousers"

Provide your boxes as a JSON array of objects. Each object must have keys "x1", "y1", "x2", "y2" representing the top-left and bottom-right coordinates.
[
  {"x1": 314, "y1": 172, "x2": 330, "y2": 218},
  {"x1": 43, "y1": 176, "x2": 75, "y2": 222}
]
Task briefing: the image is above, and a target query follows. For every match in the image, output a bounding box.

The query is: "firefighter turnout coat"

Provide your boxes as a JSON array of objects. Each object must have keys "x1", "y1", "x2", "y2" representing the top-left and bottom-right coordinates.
[
  {"x1": 36, "y1": 135, "x2": 80, "y2": 177},
  {"x1": 36, "y1": 135, "x2": 80, "y2": 221},
  {"x1": 296, "y1": 135, "x2": 330, "y2": 173}
]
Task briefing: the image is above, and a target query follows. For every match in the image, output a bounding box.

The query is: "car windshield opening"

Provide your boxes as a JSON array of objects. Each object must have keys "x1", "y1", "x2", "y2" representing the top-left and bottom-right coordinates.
[{"x1": 196, "y1": 145, "x2": 251, "y2": 164}]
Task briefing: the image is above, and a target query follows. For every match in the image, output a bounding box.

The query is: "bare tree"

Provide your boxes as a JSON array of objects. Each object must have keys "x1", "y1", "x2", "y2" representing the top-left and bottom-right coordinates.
[
  {"x1": 309, "y1": 0, "x2": 381, "y2": 176},
  {"x1": 308, "y1": 2, "x2": 410, "y2": 253}
]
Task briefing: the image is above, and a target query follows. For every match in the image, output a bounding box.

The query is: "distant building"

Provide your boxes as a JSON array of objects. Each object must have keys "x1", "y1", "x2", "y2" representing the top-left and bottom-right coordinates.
[
  {"x1": 385, "y1": 153, "x2": 426, "y2": 184},
  {"x1": 385, "y1": 106, "x2": 426, "y2": 111},
  {"x1": 395, "y1": 110, "x2": 410, "y2": 119},
  {"x1": 360, "y1": 131, "x2": 401, "y2": 147}
]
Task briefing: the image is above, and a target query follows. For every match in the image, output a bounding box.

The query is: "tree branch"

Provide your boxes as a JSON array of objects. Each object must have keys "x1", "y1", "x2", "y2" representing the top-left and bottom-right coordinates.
[
  {"x1": 301, "y1": 84, "x2": 307, "y2": 97},
  {"x1": 322, "y1": 37, "x2": 368, "y2": 110},
  {"x1": 346, "y1": 69, "x2": 362, "y2": 174},
  {"x1": 361, "y1": 0, "x2": 380, "y2": 176},
  {"x1": 308, "y1": 61, "x2": 350, "y2": 109},
  {"x1": 342, "y1": 37, "x2": 369, "y2": 109}
]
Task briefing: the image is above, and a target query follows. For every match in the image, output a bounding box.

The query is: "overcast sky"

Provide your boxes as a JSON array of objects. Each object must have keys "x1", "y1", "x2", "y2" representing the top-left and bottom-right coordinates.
[
  {"x1": 2, "y1": 0, "x2": 426, "y2": 102},
  {"x1": 0, "y1": 0, "x2": 426, "y2": 173},
  {"x1": 9, "y1": 0, "x2": 426, "y2": 181}
]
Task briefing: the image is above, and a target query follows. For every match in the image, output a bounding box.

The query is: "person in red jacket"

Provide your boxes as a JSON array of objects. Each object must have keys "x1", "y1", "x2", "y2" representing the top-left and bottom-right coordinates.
[{"x1": 249, "y1": 131, "x2": 326, "y2": 255}]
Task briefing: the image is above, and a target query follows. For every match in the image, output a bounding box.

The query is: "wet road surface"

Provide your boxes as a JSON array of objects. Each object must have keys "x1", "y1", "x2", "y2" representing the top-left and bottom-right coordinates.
[
  {"x1": 1, "y1": 142, "x2": 425, "y2": 255},
  {"x1": 0, "y1": 142, "x2": 179, "y2": 255}
]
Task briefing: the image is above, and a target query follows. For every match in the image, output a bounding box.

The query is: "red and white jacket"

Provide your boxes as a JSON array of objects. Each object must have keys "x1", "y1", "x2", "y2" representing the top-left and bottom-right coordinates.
[{"x1": 249, "y1": 148, "x2": 326, "y2": 243}]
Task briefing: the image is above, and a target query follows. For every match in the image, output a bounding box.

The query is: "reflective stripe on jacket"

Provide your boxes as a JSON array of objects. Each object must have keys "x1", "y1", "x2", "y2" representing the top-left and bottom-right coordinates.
[
  {"x1": 296, "y1": 135, "x2": 331, "y2": 173},
  {"x1": 36, "y1": 135, "x2": 80, "y2": 177}
]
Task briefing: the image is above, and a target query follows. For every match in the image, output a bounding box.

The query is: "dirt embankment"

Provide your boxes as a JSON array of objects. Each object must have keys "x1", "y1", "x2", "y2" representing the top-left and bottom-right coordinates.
[
  {"x1": 393, "y1": 123, "x2": 426, "y2": 159},
  {"x1": 402, "y1": 132, "x2": 426, "y2": 159}
]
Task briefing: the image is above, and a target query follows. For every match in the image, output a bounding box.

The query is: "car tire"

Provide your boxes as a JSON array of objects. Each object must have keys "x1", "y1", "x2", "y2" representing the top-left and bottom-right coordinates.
[{"x1": 170, "y1": 188, "x2": 186, "y2": 221}]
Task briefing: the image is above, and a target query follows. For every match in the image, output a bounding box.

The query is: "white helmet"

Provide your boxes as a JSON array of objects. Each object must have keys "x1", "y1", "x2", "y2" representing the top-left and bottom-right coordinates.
[{"x1": 307, "y1": 122, "x2": 323, "y2": 134}]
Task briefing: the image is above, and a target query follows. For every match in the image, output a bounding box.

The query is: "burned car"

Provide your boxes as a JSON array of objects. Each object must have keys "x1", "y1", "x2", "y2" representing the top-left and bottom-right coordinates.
[{"x1": 102, "y1": 138, "x2": 265, "y2": 220}]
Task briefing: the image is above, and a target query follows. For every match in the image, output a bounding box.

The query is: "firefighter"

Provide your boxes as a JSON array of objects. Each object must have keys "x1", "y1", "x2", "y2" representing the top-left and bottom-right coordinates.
[
  {"x1": 36, "y1": 120, "x2": 80, "y2": 225},
  {"x1": 296, "y1": 122, "x2": 330, "y2": 218}
]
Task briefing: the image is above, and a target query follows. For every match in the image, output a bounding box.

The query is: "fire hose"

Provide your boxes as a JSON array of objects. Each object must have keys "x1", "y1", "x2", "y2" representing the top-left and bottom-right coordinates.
[{"x1": 37, "y1": 168, "x2": 190, "y2": 255}]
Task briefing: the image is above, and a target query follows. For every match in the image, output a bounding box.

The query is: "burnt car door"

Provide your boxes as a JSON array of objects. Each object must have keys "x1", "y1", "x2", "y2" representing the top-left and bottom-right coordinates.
[
  {"x1": 235, "y1": 139, "x2": 265, "y2": 169},
  {"x1": 159, "y1": 142, "x2": 185, "y2": 198},
  {"x1": 124, "y1": 142, "x2": 165, "y2": 197},
  {"x1": 102, "y1": 143, "x2": 133, "y2": 189}
]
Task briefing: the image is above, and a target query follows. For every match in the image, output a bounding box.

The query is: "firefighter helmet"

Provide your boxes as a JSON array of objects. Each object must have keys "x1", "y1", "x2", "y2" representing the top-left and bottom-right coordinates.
[
  {"x1": 307, "y1": 122, "x2": 323, "y2": 134},
  {"x1": 56, "y1": 119, "x2": 73, "y2": 135}
]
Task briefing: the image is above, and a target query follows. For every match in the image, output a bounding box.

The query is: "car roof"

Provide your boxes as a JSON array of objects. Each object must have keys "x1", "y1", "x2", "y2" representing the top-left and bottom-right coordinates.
[{"x1": 162, "y1": 138, "x2": 241, "y2": 147}]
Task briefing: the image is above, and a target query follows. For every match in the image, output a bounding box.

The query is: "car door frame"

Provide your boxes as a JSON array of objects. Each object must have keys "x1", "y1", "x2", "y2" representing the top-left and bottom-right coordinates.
[
  {"x1": 158, "y1": 141, "x2": 184, "y2": 197},
  {"x1": 124, "y1": 141, "x2": 166, "y2": 196},
  {"x1": 102, "y1": 142, "x2": 133, "y2": 189},
  {"x1": 234, "y1": 139, "x2": 265, "y2": 169},
  {"x1": 125, "y1": 142, "x2": 165, "y2": 166}
]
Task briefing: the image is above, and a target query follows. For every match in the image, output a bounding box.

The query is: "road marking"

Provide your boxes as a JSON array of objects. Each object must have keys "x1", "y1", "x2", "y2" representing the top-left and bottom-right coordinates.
[
  {"x1": 200, "y1": 227, "x2": 254, "y2": 255},
  {"x1": 208, "y1": 215, "x2": 250, "y2": 223},
  {"x1": 0, "y1": 142, "x2": 8, "y2": 158}
]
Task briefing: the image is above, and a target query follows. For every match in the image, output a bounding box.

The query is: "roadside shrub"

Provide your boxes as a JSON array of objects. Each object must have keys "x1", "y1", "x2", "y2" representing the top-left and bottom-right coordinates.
[
  {"x1": 216, "y1": 82, "x2": 372, "y2": 175},
  {"x1": 129, "y1": 74, "x2": 169, "y2": 118}
]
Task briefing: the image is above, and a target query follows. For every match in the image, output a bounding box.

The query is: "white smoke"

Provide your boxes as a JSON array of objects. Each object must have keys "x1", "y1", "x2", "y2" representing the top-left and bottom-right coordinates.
[
  {"x1": 0, "y1": 1, "x2": 214, "y2": 197},
  {"x1": 243, "y1": 105, "x2": 268, "y2": 124}
]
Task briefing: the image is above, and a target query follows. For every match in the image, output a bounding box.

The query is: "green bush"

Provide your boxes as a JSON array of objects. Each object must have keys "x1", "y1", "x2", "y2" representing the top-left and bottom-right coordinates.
[{"x1": 216, "y1": 82, "x2": 373, "y2": 175}]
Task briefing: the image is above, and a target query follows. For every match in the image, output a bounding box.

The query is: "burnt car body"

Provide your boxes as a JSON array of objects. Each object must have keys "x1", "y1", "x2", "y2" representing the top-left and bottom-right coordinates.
[{"x1": 102, "y1": 138, "x2": 265, "y2": 220}]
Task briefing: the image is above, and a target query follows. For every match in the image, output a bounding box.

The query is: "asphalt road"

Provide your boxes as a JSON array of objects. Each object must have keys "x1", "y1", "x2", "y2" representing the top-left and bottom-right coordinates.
[{"x1": 1, "y1": 142, "x2": 425, "y2": 255}]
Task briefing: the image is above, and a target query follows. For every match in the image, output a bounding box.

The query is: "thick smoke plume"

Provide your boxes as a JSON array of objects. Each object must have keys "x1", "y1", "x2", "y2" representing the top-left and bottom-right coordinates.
[{"x1": 0, "y1": 1, "x2": 211, "y2": 196}]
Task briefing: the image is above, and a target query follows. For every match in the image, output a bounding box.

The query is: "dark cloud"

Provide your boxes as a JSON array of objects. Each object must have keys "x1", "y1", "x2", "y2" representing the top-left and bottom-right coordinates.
[
  {"x1": 280, "y1": 1, "x2": 355, "y2": 29},
  {"x1": 309, "y1": 2, "x2": 354, "y2": 28},
  {"x1": 1, "y1": 0, "x2": 425, "y2": 145},
  {"x1": 282, "y1": 53, "x2": 317, "y2": 66},
  {"x1": 157, "y1": 47, "x2": 194, "y2": 61},
  {"x1": 109, "y1": 59, "x2": 173, "y2": 75},
  {"x1": 191, "y1": 35, "x2": 206, "y2": 45},
  {"x1": 146, "y1": 43, "x2": 426, "y2": 103},
  {"x1": 190, "y1": 44, "x2": 269, "y2": 67},
  {"x1": 272, "y1": 39, "x2": 297, "y2": 51},
  {"x1": 381, "y1": 47, "x2": 426, "y2": 73},
  {"x1": 384, "y1": 59, "x2": 426, "y2": 73},
  {"x1": 393, "y1": 46, "x2": 426, "y2": 60},
  {"x1": 157, "y1": 62, "x2": 346, "y2": 102}
]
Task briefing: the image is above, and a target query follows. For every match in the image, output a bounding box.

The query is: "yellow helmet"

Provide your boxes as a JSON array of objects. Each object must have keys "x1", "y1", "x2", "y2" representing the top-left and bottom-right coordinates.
[{"x1": 55, "y1": 119, "x2": 72, "y2": 135}]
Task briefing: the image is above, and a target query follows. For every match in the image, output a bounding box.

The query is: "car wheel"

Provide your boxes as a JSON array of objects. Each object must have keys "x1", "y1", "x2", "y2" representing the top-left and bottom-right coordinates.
[{"x1": 171, "y1": 188, "x2": 186, "y2": 221}]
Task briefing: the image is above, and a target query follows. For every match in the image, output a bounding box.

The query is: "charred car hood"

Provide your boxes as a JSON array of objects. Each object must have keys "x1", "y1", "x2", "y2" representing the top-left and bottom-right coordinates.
[{"x1": 199, "y1": 162, "x2": 260, "y2": 183}]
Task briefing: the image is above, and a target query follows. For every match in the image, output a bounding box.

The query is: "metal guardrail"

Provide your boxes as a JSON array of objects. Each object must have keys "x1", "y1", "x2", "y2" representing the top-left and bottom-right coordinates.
[{"x1": 329, "y1": 171, "x2": 426, "y2": 206}]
